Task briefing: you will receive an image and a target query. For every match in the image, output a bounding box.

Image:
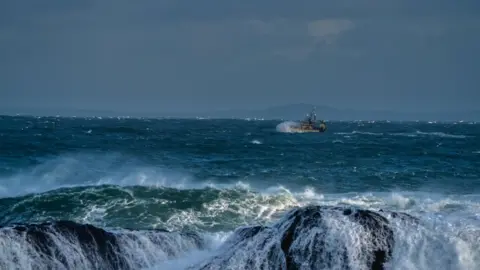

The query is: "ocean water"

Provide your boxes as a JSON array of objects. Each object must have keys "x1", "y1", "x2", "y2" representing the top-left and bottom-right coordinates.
[{"x1": 0, "y1": 115, "x2": 479, "y2": 270}]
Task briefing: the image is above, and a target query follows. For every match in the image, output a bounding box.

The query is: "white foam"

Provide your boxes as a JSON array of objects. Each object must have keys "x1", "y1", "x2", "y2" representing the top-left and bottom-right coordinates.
[
  {"x1": 144, "y1": 232, "x2": 231, "y2": 270},
  {"x1": 275, "y1": 121, "x2": 300, "y2": 133},
  {"x1": 335, "y1": 130, "x2": 470, "y2": 139},
  {"x1": 414, "y1": 131, "x2": 468, "y2": 139},
  {"x1": 388, "y1": 192, "x2": 416, "y2": 209},
  {"x1": 160, "y1": 190, "x2": 480, "y2": 270},
  {"x1": 335, "y1": 131, "x2": 384, "y2": 136}
]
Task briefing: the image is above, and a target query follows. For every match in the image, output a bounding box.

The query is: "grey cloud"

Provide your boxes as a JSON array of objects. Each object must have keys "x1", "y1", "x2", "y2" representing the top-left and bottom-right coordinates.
[
  {"x1": 1, "y1": 0, "x2": 479, "y2": 114},
  {"x1": 308, "y1": 20, "x2": 355, "y2": 40}
]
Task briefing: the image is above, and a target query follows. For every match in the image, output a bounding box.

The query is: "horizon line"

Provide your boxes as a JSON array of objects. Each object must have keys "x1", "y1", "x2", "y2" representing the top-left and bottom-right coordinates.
[
  {"x1": 1, "y1": 103, "x2": 480, "y2": 116},
  {"x1": 0, "y1": 113, "x2": 478, "y2": 123}
]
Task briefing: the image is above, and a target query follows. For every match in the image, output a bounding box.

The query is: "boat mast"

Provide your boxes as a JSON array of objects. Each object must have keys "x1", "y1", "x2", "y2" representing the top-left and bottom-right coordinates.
[{"x1": 310, "y1": 106, "x2": 316, "y2": 122}]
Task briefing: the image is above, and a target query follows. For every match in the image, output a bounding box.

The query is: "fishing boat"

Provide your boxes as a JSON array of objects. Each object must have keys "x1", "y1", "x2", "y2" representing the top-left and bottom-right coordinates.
[{"x1": 290, "y1": 107, "x2": 327, "y2": 133}]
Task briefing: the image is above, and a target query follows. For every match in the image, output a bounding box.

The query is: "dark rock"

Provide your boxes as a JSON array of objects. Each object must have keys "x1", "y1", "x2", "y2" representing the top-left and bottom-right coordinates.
[
  {"x1": 1, "y1": 220, "x2": 129, "y2": 270},
  {"x1": 343, "y1": 209, "x2": 394, "y2": 270},
  {"x1": 0, "y1": 220, "x2": 204, "y2": 270},
  {"x1": 193, "y1": 205, "x2": 399, "y2": 270},
  {"x1": 275, "y1": 206, "x2": 394, "y2": 270}
]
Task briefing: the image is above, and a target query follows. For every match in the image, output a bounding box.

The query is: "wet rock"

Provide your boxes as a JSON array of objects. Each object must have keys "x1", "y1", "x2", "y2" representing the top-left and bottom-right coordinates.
[
  {"x1": 193, "y1": 205, "x2": 399, "y2": 270},
  {"x1": 274, "y1": 206, "x2": 394, "y2": 270},
  {"x1": 2, "y1": 220, "x2": 129, "y2": 270},
  {"x1": 0, "y1": 220, "x2": 203, "y2": 270}
]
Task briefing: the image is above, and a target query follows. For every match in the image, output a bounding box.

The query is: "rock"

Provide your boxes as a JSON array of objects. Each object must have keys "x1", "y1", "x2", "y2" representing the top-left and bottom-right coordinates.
[
  {"x1": 0, "y1": 220, "x2": 204, "y2": 270},
  {"x1": 274, "y1": 206, "x2": 394, "y2": 270},
  {"x1": 2, "y1": 220, "x2": 129, "y2": 270},
  {"x1": 193, "y1": 205, "x2": 400, "y2": 270}
]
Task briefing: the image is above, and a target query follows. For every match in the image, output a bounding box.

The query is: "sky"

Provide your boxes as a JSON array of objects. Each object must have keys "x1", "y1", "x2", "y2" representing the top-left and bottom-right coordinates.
[{"x1": 1, "y1": 0, "x2": 479, "y2": 114}]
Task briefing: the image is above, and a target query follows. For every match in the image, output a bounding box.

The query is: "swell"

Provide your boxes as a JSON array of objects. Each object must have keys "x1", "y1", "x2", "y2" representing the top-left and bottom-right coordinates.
[
  {"x1": 1, "y1": 150, "x2": 479, "y2": 200},
  {"x1": 0, "y1": 185, "x2": 299, "y2": 232}
]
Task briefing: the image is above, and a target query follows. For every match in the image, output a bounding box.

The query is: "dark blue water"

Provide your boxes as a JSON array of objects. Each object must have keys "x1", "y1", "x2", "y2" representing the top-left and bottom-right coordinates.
[{"x1": 0, "y1": 115, "x2": 479, "y2": 269}]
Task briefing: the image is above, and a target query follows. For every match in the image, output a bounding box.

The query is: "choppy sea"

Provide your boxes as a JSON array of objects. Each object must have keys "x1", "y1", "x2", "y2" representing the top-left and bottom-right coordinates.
[{"x1": 0, "y1": 115, "x2": 479, "y2": 270}]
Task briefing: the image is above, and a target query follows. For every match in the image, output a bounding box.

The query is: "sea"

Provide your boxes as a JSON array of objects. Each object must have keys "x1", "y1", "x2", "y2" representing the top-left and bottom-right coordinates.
[{"x1": 0, "y1": 115, "x2": 479, "y2": 270}]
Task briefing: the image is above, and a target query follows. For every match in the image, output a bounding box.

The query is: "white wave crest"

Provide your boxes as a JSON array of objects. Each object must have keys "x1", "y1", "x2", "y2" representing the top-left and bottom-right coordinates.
[
  {"x1": 335, "y1": 130, "x2": 470, "y2": 139},
  {"x1": 391, "y1": 131, "x2": 468, "y2": 139}
]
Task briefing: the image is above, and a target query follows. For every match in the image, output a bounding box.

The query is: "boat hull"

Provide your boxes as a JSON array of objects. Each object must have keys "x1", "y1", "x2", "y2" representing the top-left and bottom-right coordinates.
[{"x1": 290, "y1": 127, "x2": 326, "y2": 133}]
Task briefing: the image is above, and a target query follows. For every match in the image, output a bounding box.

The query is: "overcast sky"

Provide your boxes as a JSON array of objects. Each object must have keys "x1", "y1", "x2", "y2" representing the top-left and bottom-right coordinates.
[{"x1": 1, "y1": 0, "x2": 479, "y2": 114}]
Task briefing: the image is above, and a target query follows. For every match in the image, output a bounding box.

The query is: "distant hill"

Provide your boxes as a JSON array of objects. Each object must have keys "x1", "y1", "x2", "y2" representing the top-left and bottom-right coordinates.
[{"x1": 191, "y1": 103, "x2": 480, "y2": 121}]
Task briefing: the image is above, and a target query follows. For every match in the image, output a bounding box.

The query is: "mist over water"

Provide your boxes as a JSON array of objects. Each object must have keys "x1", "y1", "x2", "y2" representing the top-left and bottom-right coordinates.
[{"x1": 0, "y1": 115, "x2": 479, "y2": 269}]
